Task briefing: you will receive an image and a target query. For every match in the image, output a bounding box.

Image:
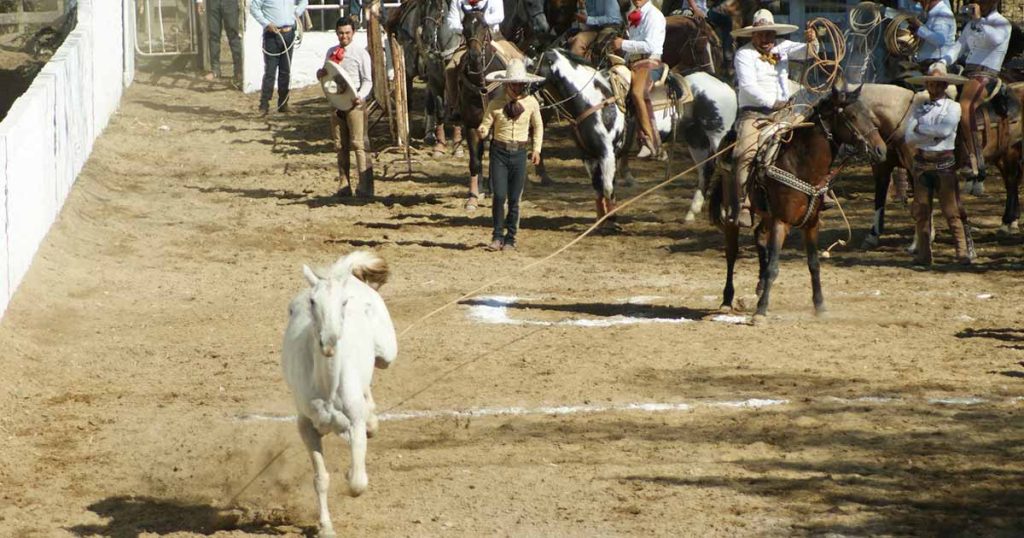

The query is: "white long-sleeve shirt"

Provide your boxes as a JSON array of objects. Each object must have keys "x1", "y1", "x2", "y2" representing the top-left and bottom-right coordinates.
[
  {"x1": 621, "y1": 1, "x2": 665, "y2": 60},
  {"x1": 905, "y1": 97, "x2": 960, "y2": 151},
  {"x1": 446, "y1": 0, "x2": 504, "y2": 33},
  {"x1": 250, "y1": 0, "x2": 307, "y2": 28},
  {"x1": 915, "y1": 0, "x2": 955, "y2": 64},
  {"x1": 325, "y1": 45, "x2": 373, "y2": 100},
  {"x1": 734, "y1": 41, "x2": 813, "y2": 109},
  {"x1": 949, "y1": 11, "x2": 1011, "y2": 71}
]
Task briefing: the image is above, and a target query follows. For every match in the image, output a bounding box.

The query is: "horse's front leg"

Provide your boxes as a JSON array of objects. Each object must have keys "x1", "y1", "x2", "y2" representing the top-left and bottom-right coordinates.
[
  {"x1": 466, "y1": 126, "x2": 482, "y2": 198},
  {"x1": 804, "y1": 223, "x2": 826, "y2": 315},
  {"x1": 342, "y1": 386, "x2": 369, "y2": 497},
  {"x1": 721, "y1": 222, "x2": 739, "y2": 311},
  {"x1": 298, "y1": 416, "x2": 335, "y2": 538},
  {"x1": 754, "y1": 218, "x2": 787, "y2": 324},
  {"x1": 599, "y1": 154, "x2": 620, "y2": 230},
  {"x1": 535, "y1": 151, "x2": 554, "y2": 186}
]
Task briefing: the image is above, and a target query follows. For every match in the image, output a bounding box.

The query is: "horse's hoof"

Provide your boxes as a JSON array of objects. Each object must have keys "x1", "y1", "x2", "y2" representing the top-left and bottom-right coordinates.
[
  {"x1": 454, "y1": 147, "x2": 465, "y2": 157},
  {"x1": 718, "y1": 304, "x2": 732, "y2": 314},
  {"x1": 318, "y1": 529, "x2": 338, "y2": 538},
  {"x1": 684, "y1": 212, "x2": 696, "y2": 223},
  {"x1": 998, "y1": 222, "x2": 1019, "y2": 236},
  {"x1": 861, "y1": 234, "x2": 879, "y2": 250},
  {"x1": 539, "y1": 176, "x2": 555, "y2": 187},
  {"x1": 814, "y1": 305, "x2": 828, "y2": 318},
  {"x1": 620, "y1": 175, "x2": 636, "y2": 188},
  {"x1": 433, "y1": 144, "x2": 447, "y2": 157},
  {"x1": 751, "y1": 314, "x2": 768, "y2": 326}
]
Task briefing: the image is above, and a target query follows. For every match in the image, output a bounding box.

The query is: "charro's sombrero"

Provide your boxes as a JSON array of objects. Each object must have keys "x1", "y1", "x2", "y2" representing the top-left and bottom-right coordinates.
[
  {"x1": 905, "y1": 62, "x2": 968, "y2": 85},
  {"x1": 320, "y1": 59, "x2": 359, "y2": 112},
  {"x1": 484, "y1": 58, "x2": 545, "y2": 84},
  {"x1": 731, "y1": 9, "x2": 799, "y2": 38}
]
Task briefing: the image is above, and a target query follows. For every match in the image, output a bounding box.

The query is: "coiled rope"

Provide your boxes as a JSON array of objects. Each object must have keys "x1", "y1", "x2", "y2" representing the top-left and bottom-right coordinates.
[
  {"x1": 802, "y1": 17, "x2": 846, "y2": 94},
  {"x1": 884, "y1": 12, "x2": 919, "y2": 57}
]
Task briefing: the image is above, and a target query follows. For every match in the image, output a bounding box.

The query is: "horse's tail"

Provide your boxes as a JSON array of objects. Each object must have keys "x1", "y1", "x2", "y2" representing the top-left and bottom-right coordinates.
[{"x1": 332, "y1": 251, "x2": 390, "y2": 290}]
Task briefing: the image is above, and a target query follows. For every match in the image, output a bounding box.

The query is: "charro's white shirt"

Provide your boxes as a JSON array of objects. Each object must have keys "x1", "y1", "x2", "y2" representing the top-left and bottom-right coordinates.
[
  {"x1": 734, "y1": 41, "x2": 812, "y2": 109},
  {"x1": 949, "y1": 11, "x2": 1011, "y2": 71},
  {"x1": 905, "y1": 97, "x2": 960, "y2": 152},
  {"x1": 446, "y1": 0, "x2": 504, "y2": 32},
  {"x1": 621, "y1": 1, "x2": 665, "y2": 60}
]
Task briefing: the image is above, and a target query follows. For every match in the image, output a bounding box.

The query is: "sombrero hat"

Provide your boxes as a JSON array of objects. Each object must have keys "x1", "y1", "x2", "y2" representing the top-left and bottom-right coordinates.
[
  {"x1": 320, "y1": 59, "x2": 360, "y2": 112},
  {"x1": 484, "y1": 58, "x2": 545, "y2": 84},
  {"x1": 905, "y1": 62, "x2": 968, "y2": 85},
  {"x1": 731, "y1": 9, "x2": 799, "y2": 38}
]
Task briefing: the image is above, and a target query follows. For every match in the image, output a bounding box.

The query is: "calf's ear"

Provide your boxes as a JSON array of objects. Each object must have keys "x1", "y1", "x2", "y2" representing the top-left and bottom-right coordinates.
[{"x1": 303, "y1": 265, "x2": 319, "y2": 286}]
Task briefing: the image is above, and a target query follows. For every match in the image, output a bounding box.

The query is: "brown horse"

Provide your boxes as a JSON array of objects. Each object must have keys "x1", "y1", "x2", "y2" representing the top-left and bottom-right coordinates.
[
  {"x1": 456, "y1": 11, "x2": 503, "y2": 200},
  {"x1": 709, "y1": 85, "x2": 888, "y2": 323}
]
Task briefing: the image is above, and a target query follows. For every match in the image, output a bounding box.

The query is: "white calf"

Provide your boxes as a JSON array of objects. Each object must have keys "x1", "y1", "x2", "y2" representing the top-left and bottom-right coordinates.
[{"x1": 281, "y1": 251, "x2": 397, "y2": 538}]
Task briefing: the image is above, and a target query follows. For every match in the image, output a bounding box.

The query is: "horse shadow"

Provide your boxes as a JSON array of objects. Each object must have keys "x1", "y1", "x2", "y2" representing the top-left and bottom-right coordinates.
[
  {"x1": 186, "y1": 185, "x2": 308, "y2": 201},
  {"x1": 957, "y1": 328, "x2": 1024, "y2": 356},
  {"x1": 66, "y1": 495, "x2": 311, "y2": 537},
  {"x1": 295, "y1": 193, "x2": 445, "y2": 209}
]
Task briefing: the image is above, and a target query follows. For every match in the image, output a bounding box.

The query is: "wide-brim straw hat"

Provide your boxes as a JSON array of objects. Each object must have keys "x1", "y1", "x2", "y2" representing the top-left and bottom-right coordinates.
[
  {"x1": 905, "y1": 62, "x2": 968, "y2": 85},
  {"x1": 731, "y1": 9, "x2": 799, "y2": 38},
  {"x1": 484, "y1": 58, "x2": 545, "y2": 84},
  {"x1": 320, "y1": 59, "x2": 360, "y2": 112}
]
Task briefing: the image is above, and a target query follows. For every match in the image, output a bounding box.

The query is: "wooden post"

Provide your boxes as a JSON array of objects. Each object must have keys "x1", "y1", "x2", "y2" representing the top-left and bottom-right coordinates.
[
  {"x1": 389, "y1": 32, "x2": 409, "y2": 147},
  {"x1": 366, "y1": 0, "x2": 395, "y2": 141},
  {"x1": 16, "y1": 0, "x2": 25, "y2": 33}
]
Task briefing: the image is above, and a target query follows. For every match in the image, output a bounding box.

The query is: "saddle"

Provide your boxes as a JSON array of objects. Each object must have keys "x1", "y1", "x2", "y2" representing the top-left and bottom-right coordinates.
[
  {"x1": 966, "y1": 82, "x2": 1023, "y2": 159},
  {"x1": 606, "y1": 63, "x2": 694, "y2": 114}
]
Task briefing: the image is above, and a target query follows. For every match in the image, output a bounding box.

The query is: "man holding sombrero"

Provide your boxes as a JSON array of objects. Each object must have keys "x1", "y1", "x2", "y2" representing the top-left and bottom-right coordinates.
[
  {"x1": 904, "y1": 62, "x2": 975, "y2": 266},
  {"x1": 317, "y1": 16, "x2": 374, "y2": 197},
  {"x1": 477, "y1": 59, "x2": 544, "y2": 252},
  {"x1": 727, "y1": 9, "x2": 817, "y2": 228}
]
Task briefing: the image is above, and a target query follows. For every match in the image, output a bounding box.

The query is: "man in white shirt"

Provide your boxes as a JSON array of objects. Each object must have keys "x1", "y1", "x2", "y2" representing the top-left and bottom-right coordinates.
[
  {"x1": 904, "y1": 63, "x2": 974, "y2": 265},
  {"x1": 251, "y1": 0, "x2": 308, "y2": 114},
  {"x1": 442, "y1": 0, "x2": 505, "y2": 120},
  {"x1": 317, "y1": 17, "x2": 375, "y2": 197},
  {"x1": 727, "y1": 9, "x2": 816, "y2": 227},
  {"x1": 906, "y1": 0, "x2": 955, "y2": 70},
  {"x1": 613, "y1": 0, "x2": 666, "y2": 158},
  {"x1": 947, "y1": 0, "x2": 1011, "y2": 184}
]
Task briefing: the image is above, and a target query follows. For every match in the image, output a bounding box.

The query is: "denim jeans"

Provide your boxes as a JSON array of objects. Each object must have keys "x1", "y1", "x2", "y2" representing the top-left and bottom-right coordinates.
[
  {"x1": 488, "y1": 144, "x2": 527, "y2": 243},
  {"x1": 260, "y1": 28, "x2": 295, "y2": 110}
]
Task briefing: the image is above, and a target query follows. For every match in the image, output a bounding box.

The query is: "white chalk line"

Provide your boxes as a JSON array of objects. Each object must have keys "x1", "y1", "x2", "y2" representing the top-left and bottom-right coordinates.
[
  {"x1": 235, "y1": 395, "x2": 1023, "y2": 424},
  {"x1": 466, "y1": 295, "x2": 744, "y2": 327}
]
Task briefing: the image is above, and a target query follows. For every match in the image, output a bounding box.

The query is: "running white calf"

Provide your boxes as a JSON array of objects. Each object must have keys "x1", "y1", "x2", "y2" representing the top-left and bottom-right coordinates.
[{"x1": 281, "y1": 250, "x2": 397, "y2": 538}]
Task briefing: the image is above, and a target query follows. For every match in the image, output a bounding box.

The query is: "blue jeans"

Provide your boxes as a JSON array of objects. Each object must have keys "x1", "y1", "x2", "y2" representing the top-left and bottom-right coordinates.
[
  {"x1": 260, "y1": 28, "x2": 295, "y2": 110},
  {"x1": 489, "y1": 144, "x2": 527, "y2": 244}
]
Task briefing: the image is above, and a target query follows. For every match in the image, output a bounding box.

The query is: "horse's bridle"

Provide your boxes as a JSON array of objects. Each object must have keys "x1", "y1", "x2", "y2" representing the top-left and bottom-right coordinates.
[
  {"x1": 463, "y1": 12, "x2": 497, "y2": 77},
  {"x1": 821, "y1": 101, "x2": 880, "y2": 156}
]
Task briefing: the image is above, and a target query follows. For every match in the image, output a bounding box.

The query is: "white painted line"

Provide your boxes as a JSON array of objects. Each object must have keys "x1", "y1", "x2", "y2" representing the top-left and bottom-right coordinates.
[
  {"x1": 977, "y1": 293, "x2": 994, "y2": 300},
  {"x1": 710, "y1": 314, "x2": 750, "y2": 324},
  {"x1": 466, "y1": 296, "x2": 693, "y2": 327},
  {"x1": 236, "y1": 394, "x2": 1024, "y2": 425}
]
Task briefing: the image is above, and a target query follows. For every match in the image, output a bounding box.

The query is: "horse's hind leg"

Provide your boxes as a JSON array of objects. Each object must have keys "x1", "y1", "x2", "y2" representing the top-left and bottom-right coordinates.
[
  {"x1": 342, "y1": 388, "x2": 369, "y2": 497},
  {"x1": 863, "y1": 160, "x2": 895, "y2": 249},
  {"x1": 298, "y1": 416, "x2": 336, "y2": 538},
  {"x1": 364, "y1": 386, "x2": 379, "y2": 438},
  {"x1": 721, "y1": 223, "x2": 739, "y2": 311},
  {"x1": 999, "y1": 147, "x2": 1021, "y2": 234},
  {"x1": 755, "y1": 219, "x2": 769, "y2": 296},
  {"x1": 804, "y1": 224, "x2": 826, "y2": 315},
  {"x1": 754, "y1": 219, "x2": 786, "y2": 323}
]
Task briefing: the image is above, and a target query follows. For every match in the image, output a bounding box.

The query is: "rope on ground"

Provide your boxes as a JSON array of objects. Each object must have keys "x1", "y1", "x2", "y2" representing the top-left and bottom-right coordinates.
[{"x1": 397, "y1": 140, "x2": 739, "y2": 339}]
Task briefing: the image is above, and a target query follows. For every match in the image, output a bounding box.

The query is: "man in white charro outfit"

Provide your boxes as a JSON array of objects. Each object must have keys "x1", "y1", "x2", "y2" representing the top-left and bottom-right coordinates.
[
  {"x1": 947, "y1": 0, "x2": 1011, "y2": 192},
  {"x1": 442, "y1": 0, "x2": 505, "y2": 120},
  {"x1": 726, "y1": 9, "x2": 817, "y2": 227}
]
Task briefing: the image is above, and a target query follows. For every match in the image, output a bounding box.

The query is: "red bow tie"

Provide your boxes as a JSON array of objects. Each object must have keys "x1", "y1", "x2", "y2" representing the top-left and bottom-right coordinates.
[
  {"x1": 627, "y1": 10, "x2": 642, "y2": 27},
  {"x1": 330, "y1": 47, "x2": 346, "y2": 63}
]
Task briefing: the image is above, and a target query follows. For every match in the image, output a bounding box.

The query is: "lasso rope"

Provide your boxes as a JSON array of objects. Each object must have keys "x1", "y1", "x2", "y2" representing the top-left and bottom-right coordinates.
[
  {"x1": 802, "y1": 17, "x2": 846, "y2": 94},
  {"x1": 884, "y1": 12, "x2": 920, "y2": 58},
  {"x1": 846, "y1": 2, "x2": 884, "y2": 83}
]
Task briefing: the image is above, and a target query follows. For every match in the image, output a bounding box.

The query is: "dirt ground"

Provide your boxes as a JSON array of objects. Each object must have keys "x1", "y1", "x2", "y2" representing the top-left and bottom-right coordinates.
[{"x1": 1, "y1": 67, "x2": 1023, "y2": 537}]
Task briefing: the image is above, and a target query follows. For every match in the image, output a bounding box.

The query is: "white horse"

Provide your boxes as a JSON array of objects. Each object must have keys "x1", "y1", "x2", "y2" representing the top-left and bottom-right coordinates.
[{"x1": 281, "y1": 250, "x2": 397, "y2": 538}]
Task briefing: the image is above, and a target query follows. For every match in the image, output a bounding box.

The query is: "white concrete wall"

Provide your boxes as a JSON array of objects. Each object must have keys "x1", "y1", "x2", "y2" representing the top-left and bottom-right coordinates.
[
  {"x1": 242, "y1": 15, "x2": 376, "y2": 94},
  {"x1": 0, "y1": 0, "x2": 134, "y2": 319}
]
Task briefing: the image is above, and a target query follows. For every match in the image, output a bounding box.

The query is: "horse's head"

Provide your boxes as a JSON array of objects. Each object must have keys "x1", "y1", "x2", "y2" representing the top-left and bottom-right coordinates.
[
  {"x1": 302, "y1": 265, "x2": 358, "y2": 358},
  {"x1": 823, "y1": 82, "x2": 887, "y2": 163},
  {"x1": 522, "y1": 0, "x2": 551, "y2": 41},
  {"x1": 462, "y1": 10, "x2": 492, "y2": 80}
]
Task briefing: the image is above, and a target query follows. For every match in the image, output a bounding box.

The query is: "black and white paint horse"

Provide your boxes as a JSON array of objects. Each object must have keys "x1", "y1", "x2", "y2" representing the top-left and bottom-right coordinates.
[{"x1": 536, "y1": 49, "x2": 737, "y2": 225}]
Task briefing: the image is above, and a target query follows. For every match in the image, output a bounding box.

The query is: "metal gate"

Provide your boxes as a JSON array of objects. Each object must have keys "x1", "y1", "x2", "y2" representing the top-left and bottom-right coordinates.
[{"x1": 134, "y1": 0, "x2": 199, "y2": 56}]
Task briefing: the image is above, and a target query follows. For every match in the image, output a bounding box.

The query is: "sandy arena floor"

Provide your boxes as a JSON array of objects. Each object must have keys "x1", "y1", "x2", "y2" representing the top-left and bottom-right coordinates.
[{"x1": 1, "y1": 68, "x2": 1023, "y2": 537}]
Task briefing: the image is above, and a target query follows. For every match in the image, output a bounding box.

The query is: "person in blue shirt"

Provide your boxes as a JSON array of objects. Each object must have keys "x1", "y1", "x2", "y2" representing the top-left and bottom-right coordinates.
[
  {"x1": 906, "y1": 0, "x2": 955, "y2": 71},
  {"x1": 250, "y1": 0, "x2": 309, "y2": 115},
  {"x1": 568, "y1": 0, "x2": 623, "y2": 60}
]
